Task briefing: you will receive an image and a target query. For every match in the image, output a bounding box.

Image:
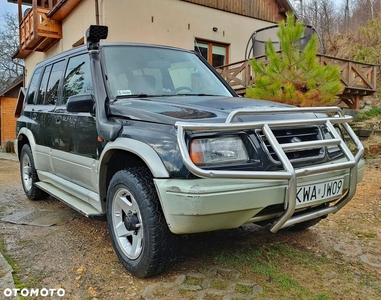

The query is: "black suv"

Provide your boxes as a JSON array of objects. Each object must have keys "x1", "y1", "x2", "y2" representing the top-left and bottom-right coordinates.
[{"x1": 15, "y1": 26, "x2": 365, "y2": 277}]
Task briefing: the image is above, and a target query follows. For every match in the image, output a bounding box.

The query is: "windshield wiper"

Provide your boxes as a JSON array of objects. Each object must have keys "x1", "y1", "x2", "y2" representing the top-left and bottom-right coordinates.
[
  {"x1": 174, "y1": 93, "x2": 222, "y2": 96},
  {"x1": 113, "y1": 93, "x2": 223, "y2": 102},
  {"x1": 115, "y1": 93, "x2": 151, "y2": 99}
]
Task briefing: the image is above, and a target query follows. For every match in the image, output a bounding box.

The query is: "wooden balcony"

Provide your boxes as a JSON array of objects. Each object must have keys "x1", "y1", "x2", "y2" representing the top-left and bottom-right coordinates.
[
  {"x1": 19, "y1": 7, "x2": 62, "y2": 55},
  {"x1": 216, "y1": 55, "x2": 378, "y2": 110},
  {"x1": 47, "y1": 0, "x2": 83, "y2": 21}
]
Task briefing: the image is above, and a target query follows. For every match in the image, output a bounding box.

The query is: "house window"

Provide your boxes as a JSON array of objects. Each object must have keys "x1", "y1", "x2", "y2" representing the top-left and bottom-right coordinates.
[{"x1": 194, "y1": 40, "x2": 228, "y2": 67}]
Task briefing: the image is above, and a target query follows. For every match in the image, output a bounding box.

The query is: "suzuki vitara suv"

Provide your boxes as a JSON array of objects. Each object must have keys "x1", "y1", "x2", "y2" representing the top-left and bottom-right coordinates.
[{"x1": 15, "y1": 26, "x2": 365, "y2": 277}]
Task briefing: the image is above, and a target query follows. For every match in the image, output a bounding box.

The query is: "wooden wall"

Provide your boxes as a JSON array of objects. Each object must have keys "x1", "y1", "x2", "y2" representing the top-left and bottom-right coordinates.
[
  {"x1": 181, "y1": 0, "x2": 288, "y2": 23},
  {"x1": 0, "y1": 97, "x2": 17, "y2": 145}
]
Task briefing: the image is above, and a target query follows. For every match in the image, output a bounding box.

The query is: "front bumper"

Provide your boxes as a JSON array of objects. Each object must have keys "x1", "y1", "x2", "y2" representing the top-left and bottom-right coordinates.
[
  {"x1": 159, "y1": 107, "x2": 365, "y2": 234},
  {"x1": 155, "y1": 159, "x2": 365, "y2": 234}
]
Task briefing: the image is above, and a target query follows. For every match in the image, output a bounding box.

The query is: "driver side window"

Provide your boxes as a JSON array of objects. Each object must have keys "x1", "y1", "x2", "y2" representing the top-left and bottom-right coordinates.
[{"x1": 62, "y1": 54, "x2": 93, "y2": 105}]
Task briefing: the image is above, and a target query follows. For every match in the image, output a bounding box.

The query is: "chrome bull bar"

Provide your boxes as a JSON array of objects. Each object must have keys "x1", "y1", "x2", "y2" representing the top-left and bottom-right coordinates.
[{"x1": 175, "y1": 107, "x2": 364, "y2": 233}]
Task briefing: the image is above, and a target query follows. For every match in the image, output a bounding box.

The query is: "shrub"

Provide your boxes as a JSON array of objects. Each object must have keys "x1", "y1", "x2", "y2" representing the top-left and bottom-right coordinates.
[
  {"x1": 3, "y1": 140, "x2": 15, "y2": 153},
  {"x1": 246, "y1": 13, "x2": 343, "y2": 107}
]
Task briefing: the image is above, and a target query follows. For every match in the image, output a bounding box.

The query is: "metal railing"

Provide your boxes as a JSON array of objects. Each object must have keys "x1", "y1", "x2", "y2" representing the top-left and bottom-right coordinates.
[{"x1": 175, "y1": 107, "x2": 364, "y2": 233}]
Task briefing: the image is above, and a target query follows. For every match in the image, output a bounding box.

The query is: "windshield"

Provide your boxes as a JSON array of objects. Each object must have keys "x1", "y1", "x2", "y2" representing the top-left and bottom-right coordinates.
[{"x1": 102, "y1": 45, "x2": 232, "y2": 99}]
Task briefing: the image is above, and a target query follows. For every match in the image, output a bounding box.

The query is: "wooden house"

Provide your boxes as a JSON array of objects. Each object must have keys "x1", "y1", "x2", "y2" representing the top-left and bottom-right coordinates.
[
  {"x1": 9, "y1": 0, "x2": 295, "y2": 84},
  {"x1": 0, "y1": 76, "x2": 23, "y2": 146}
]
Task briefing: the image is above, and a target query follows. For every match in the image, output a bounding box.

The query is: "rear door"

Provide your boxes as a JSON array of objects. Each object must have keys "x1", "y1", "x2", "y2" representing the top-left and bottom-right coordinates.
[{"x1": 21, "y1": 65, "x2": 52, "y2": 173}]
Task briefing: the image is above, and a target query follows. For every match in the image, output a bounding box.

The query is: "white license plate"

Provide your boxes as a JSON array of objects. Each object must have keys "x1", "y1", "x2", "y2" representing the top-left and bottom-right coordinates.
[{"x1": 296, "y1": 178, "x2": 344, "y2": 206}]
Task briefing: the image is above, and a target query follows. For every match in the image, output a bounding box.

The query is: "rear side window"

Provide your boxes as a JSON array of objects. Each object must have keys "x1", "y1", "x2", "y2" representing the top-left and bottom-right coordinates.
[
  {"x1": 45, "y1": 60, "x2": 65, "y2": 105},
  {"x1": 26, "y1": 67, "x2": 42, "y2": 105},
  {"x1": 35, "y1": 60, "x2": 65, "y2": 105},
  {"x1": 62, "y1": 54, "x2": 93, "y2": 105},
  {"x1": 36, "y1": 65, "x2": 52, "y2": 105}
]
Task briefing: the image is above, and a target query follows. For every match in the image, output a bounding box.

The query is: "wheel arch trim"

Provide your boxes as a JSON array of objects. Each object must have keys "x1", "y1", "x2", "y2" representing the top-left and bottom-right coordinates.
[
  {"x1": 98, "y1": 138, "x2": 170, "y2": 206},
  {"x1": 99, "y1": 138, "x2": 170, "y2": 178},
  {"x1": 16, "y1": 128, "x2": 37, "y2": 158}
]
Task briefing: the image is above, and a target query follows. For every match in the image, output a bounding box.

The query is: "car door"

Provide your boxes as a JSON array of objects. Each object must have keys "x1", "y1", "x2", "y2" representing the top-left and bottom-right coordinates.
[
  {"x1": 21, "y1": 66, "x2": 52, "y2": 172},
  {"x1": 23, "y1": 62, "x2": 61, "y2": 174},
  {"x1": 51, "y1": 53, "x2": 98, "y2": 192}
]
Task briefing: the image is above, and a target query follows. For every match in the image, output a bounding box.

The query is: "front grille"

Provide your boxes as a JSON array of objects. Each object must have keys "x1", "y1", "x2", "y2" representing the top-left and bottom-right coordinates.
[{"x1": 256, "y1": 126, "x2": 324, "y2": 164}]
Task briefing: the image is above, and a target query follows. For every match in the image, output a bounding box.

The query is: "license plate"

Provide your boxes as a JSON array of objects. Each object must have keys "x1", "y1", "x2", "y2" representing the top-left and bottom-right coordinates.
[{"x1": 296, "y1": 178, "x2": 344, "y2": 206}]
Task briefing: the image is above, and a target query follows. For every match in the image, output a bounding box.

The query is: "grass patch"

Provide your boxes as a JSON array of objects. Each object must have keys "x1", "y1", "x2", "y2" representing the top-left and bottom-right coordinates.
[
  {"x1": 177, "y1": 288, "x2": 195, "y2": 296},
  {"x1": 0, "y1": 238, "x2": 41, "y2": 300},
  {"x1": 235, "y1": 283, "x2": 253, "y2": 294},
  {"x1": 213, "y1": 240, "x2": 381, "y2": 299},
  {"x1": 184, "y1": 275, "x2": 203, "y2": 286},
  {"x1": 353, "y1": 231, "x2": 377, "y2": 239},
  {"x1": 209, "y1": 279, "x2": 228, "y2": 290},
  {"x1": 357, "y1": 108, "x2": 381, "y2": 121},
  {"x1": 0, "y1": 206, "x2": 6, "y2": 216},
  {"x1": 204, "y1": 294, "x2": 223, "y2": 300},
  {"x1": 17, "y1": 239, "x2": 32, "y2": 247}
]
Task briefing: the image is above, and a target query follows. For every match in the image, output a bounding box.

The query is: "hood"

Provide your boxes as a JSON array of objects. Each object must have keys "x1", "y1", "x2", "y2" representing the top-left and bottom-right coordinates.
[{"x1": 109, "y1": 96, "x2": 316, "y2": 125}]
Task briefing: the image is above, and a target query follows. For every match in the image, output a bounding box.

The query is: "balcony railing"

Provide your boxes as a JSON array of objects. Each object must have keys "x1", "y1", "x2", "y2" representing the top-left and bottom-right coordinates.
[
  {"x1": 19, "y1": 7, "x2": 62, "y2": 54},
  {"x1": 216, "y1": 54, "x2": 378, "y2": 109},
  {"x1": 14, "y1": 0, "x2": 84, "y2": 58}
]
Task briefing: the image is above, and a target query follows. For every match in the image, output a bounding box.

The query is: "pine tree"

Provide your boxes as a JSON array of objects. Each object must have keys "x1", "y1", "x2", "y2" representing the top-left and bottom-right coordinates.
[{"x1": 245, "y1": 13, "x2": 343, "y2": 107}]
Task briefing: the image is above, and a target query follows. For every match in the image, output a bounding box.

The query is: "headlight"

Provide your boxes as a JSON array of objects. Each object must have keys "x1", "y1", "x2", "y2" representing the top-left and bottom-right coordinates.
[{"x1": 189, "y1": 136, "x2": 249, "y2": 166}]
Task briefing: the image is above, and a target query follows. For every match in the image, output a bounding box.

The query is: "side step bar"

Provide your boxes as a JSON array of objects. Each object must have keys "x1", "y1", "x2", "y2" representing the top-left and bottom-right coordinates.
[{"x1": 36, "y1": 182, "x2": 106, "y2": 221}]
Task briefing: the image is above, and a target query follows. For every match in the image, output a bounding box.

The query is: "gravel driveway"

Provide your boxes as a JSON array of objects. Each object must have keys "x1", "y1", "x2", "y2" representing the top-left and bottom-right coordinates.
[{"x1": 1, "y1": 157, "x2": 380, "y2": 299}]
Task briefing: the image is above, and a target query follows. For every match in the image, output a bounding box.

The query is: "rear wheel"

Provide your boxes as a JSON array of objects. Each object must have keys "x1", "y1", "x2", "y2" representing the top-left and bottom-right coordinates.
[
  {"x1": 19, "y1": 144, "x2": 48, "y2": 200},
  {"x1": 106, "y1": 167, "x2": 176, "y2": 278}
]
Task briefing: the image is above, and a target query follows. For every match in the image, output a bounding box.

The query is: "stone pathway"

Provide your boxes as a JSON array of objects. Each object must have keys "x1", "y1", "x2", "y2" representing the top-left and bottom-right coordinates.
[
  {"x1": 0, "y1": 152, "x2": 19, "y2": 299},
  {"x1": 142, "y1": 266, "x2": 264, "y2": 300},
  {"x1": 334, "y1": 241, "x2": 381, "y2": 269},
  {"x1": 0, "y1": 253, "x2": 18, "y2": 300}
]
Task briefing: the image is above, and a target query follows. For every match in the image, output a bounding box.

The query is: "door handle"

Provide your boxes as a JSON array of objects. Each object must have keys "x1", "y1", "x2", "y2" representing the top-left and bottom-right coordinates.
[
  {"x1": 32, "y1": 113, "x2": 37, "y2": 120},
  {"x1": 55, "y1": 116, "x2": 62, "y2": 124}
]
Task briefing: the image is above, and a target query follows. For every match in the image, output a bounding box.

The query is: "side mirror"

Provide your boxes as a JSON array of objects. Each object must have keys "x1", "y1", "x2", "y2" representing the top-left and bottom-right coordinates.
[{"x1": 67, "y1": 94, "x2": 94, "y2": 113}]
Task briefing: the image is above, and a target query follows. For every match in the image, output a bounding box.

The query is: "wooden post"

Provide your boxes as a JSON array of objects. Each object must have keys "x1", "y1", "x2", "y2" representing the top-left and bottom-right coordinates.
[
  {"x1": 355, "y1": 95, "x2": 360, "y2": 110},
  {"x1": 32, "y1": 0, "x2": 38, "y2": 36},
  {"x1": 245, "y1": 61, "x2": 251, "y2": 86},
  {"x1": 17, "y1": 0, "x2": 22, "y2": 24}
]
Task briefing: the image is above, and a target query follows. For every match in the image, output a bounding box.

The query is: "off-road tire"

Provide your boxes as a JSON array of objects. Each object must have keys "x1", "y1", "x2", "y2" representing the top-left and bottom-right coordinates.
[
  {"x1": 106, "y1": 167, "x2": 176, "y2": 278},
  {"x1": 19, "y1": 144, "x2": 48, "y2": 200}
]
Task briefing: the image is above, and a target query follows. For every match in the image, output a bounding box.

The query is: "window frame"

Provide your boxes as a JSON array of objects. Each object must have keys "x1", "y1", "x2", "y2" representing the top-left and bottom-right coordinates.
[
  {"x1": 62, "y1": 53, "x2": 93, "y2": 106},
  {"x1": 26, "y1": 67, "x2": 43, "y2": 105},
  {"x1": 45, "y1": 60, "x2": 66, "y2": 106},
  {"x1": 194, "y1": 39, "x2": 229, "y2": 67}
]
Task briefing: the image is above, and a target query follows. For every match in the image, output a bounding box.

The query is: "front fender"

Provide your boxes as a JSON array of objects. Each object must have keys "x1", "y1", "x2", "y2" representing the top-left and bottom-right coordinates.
[
  {"x1": 98, "y1": 137, "x2": 170, "y2": 205},
  {"x1": 99, "y1": 137, "x2": 170, "y2": 177}
]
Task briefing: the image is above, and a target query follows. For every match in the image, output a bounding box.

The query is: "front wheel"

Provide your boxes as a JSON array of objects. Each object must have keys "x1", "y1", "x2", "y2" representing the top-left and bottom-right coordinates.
[
  {"x1": 106, "y1": 167, "x2": 176, "y2": 278},
  {"x1": 19, "y1": 144, "x2": 48, "y2": 200}
]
